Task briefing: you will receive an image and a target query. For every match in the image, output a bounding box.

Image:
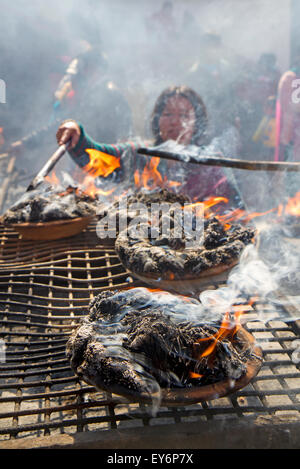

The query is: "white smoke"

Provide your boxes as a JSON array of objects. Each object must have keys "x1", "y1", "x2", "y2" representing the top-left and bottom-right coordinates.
[{"x1": 200, "y1": 220, "x2": 300, "y2": 324}]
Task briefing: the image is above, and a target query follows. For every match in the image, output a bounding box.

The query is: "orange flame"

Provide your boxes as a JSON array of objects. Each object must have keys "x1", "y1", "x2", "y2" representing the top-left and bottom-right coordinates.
[
  {"x1": 44, "y1": 168, "x2": 116, "y2": 200},
  {"x1": 195, "y1": 297, "x2": 257, "y2": 361},
  {"x1": 277, "y1": 204, "x2": 284, "y2": 217},
  {"x1": 216, "y1": 207, "x2": 277, "y2": 230},
  {"x1": 285, "y1": 191, "x2": 300, "y2": 217},
  {"x1": 80, "y1": 174, "x2": 116, "y2": 198},
  {"x1": 165, "y1": 178, "x2": 182, "y2": 188},
  {"x1": 134, "y1": 158, "x2": 183, "y2": 191},
  {"x1": 202, "y1": 196, "x2": 229, "y2": 211},
  {"x1": 231, "y1": 296, "x2": 258, "y2": 337},
  {"x1": 45, "y1": 171, "x2": 60, "y2": 186},
  {"x1": 184, "y1": 196, "x2": 229, "y2": 220},
  {"x1": 189, "y1": 371, "x2": 204, "y2": 379},
  {"x1": 197, "y1": 311, "x2": 232, "y2": 358},
  {"x1": 84, "y1": 149, "x2": 120, "y2": 178},
  {"x1": 138, "y1": 157, "x2": 163, "y2": 190},
  {"x1": 208, "y1": 191, "x2": 300, "y2": 229},
  {"x1": 134, "y1": 169, "x2": 140, "y2": 187}
]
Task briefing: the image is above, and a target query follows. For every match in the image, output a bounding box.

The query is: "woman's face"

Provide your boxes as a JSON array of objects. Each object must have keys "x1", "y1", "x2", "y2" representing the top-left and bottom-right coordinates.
[{"x1": 158, "y1": 95, "x2": 196, "y2": 144}]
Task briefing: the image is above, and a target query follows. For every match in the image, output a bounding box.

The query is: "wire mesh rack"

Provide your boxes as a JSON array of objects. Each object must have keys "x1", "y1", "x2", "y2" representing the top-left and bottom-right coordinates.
[{"x1": 0, "y1": 221, "x2": 300, "y2": 448}]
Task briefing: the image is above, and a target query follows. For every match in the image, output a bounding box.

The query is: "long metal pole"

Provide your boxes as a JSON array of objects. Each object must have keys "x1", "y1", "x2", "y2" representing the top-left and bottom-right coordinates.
[{"x1": 137, "y1": 147, "x2": 300, "y2": 172}]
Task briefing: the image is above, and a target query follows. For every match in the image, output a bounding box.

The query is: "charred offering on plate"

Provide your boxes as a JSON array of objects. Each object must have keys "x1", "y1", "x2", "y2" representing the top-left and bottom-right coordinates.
[
  {"x1": 115, "y1": 215, "x2": 255, "y2": 281},
  {"x1": 66, "y1": 288, "x2": 261, "y2": 401},
  {"x1": 97, "y1": 188, "x2": 191, "y2": 234},
  {"x1": 1, "y1": 185, "x2": 97, "y2": 224}
]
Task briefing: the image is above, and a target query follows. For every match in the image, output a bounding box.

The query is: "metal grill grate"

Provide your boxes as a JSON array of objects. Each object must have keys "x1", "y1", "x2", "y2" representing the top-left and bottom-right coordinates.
[{"x1": 1, "y1": 221, "x2": 300, "y2": 448}]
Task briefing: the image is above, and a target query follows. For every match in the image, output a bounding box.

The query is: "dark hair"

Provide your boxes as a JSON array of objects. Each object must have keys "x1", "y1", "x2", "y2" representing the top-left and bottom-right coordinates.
[{"x1": 151, "y1": 85, "x2": 208, "y2": 145}]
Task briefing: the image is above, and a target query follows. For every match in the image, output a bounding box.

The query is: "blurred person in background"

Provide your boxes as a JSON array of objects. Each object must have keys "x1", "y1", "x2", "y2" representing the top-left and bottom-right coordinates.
[
  {"x1": 52, "y1": 44, "x2": 133, "y2": 144},
  {"x1": 143, "y1": 1, "x2": 181, "y2": 86},
  {"x1": 51, "y1": 10, "x2": 133, "y2": 144},
  {"x1": 6, "y1": 11, "x2": 133, "y2": 176},
  {"x1": 186, "y1": 32, "x2": 234, "y2": 138},
  {"x1": 252, "y1": 95, "x2": 277, "y2": 161},
  {"x1": 227, "y1": 53, "x2": 280, "y2": 160},
  {"x1": 275, "y1": 48, "x2": 300, "y2": 163},
  {"x1": 252, "y1": 53, "x2": 281, "y2": 106},
  {"x1": 146, "y1": 1, "x2": 177, "y2": 44},
  {"x1": 274, "y1": 48, "x2": 300, "y2": 197}
]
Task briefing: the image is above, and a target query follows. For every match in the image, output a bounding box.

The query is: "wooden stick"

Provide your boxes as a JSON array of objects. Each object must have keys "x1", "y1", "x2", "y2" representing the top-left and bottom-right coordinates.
[
  {"x1": 0, "y1": 153, "x2": 9, "y2": 160},
  {"x1": 26, "y1": 141, "x2": 70, "y2": 192},
  {"x1": 137, "y1": 147, "x2": 300, "y2": 172}
]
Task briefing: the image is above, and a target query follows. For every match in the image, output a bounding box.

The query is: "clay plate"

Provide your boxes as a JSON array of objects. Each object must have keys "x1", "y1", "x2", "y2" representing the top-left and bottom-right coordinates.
[
  {"x1": 159, "y1": 327, "x2": 262, "y2": 406},
  {"x1": 89, "y1": 326, "x2": 263, "y2": 406},
  {"x1": 127, "y1": 260, "x2": 238, "y2": 295},
  {"x1": 8, "y1": 216, "x2": 94, "y2": 241}
]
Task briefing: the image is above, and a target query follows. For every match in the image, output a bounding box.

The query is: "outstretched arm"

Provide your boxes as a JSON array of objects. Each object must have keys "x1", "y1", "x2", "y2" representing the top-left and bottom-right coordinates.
[{"x1": 56, "y1": 120, "x2": 139, "y2": 168}]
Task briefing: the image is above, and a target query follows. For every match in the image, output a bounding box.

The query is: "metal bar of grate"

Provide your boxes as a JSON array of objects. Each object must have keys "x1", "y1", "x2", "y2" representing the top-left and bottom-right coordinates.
[{"x1": 0, "y1": 222, "x2": 300, "y2": 447}]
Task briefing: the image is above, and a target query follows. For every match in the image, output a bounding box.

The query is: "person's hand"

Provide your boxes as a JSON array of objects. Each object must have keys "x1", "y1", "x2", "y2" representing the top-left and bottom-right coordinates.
[{"x1": 56, "y1": 120, "x2": 81, "y2": 149}]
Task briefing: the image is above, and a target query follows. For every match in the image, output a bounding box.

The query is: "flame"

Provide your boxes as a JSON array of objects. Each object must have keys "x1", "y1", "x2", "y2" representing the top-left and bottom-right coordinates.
[
  {"x1": 231, "y1": 296, "x2": 258, "y2": 337},
  {"x1": 57, "y1": 186, "x2": 87, "y2": 198},
  {"x1": 80, "y1": 174, "x2": 98, "y2": 198},
  {"x1": 216, "y1": 207, "x2": 277, "y2": 230},
  {"x1": 84, "y1": 149, "x2": 120, "y2": 178},
  {"x1": 134, "y1": 169, "x2": 140, "y2": 187},
  {"x1": 277, "y1": 203, "x2": 284, "y2": 217},
  {"x1": 197, "y1": 311, "x2": 232, "y2": 358},
  {"x1": 134, "y1": 157, "x2": 163, "y2": 190},
  {"x1": 202, "y1": 196, "x2": 229, "y2": 212},
  {"x1": 189, "y1": 371, "x2": 204, "y2": 379},
  {"x1": 120, "y1": 288, "x2": 255, "y2": 380},
  {"x1": 44, "y1": 170, "x2": 116, "y2": 200},
  {"x1": 184, "y1": 196, "x2": 229, "y2": 222},
  {"x1": 195, "y1": 297, "x2": 257, "y2": 361},
  {"x1": 285, "y1": 191, "x2": 300, "y2": 217},
  {"x1": 207, "y1": 191, "x2": 300, "y2": 229},
  {"x1": 165, "y1": 178, "x2": 182, "y2": 188},
  {"x1": 134, "y1": 158, "x2": 182, "y2": 191},
  {"x1": 45, "y1": 171, "x2": 60, "y2": 186},
  {"x1": 81, "y1": 174, "x2": 116, "y2": 198}
]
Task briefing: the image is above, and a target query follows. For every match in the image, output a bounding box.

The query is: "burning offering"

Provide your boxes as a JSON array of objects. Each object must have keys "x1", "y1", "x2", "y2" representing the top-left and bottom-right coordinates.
[
  {"x1": 66, "y1": 288, "x2": 262, "y2": 405},
  {"x1": 1, "y1": 185, "x2": 97, "y2": 240},
  {"x1": 115, "y1": 210, "x2": 255, "y2": 294},
  {"x1": 96, "y1": 188, "x2": 191, "y2": 245}
]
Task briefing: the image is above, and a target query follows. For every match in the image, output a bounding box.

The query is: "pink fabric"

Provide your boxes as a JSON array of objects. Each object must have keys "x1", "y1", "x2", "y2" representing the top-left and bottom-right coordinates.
[
  {"x1": 162, "y1": 159, "x2": 232, "y2": 203},
  {"x1": 274, "y1": 99, "x2": 281, "y2": 161},
  {"x1": 275, "y1": 70, "x2": 300, "y2": 161},
  {"x1": 181, "y1": 166, "x2": 231, "y2": 202}
]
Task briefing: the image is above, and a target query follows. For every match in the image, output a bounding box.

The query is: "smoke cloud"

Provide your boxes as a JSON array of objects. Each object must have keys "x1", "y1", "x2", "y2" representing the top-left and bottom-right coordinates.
[{"x1": 1, "y1": 0, "x2": 299, "y2": 325}]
